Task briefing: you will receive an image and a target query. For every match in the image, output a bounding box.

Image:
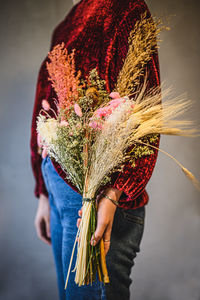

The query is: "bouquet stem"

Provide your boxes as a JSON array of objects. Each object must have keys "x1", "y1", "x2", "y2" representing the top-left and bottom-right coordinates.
[
  {"x1": 100, "y1": 239, "x2": 109, "y2": 283},
  {"x1": 73, "y1": 199, "x2": 110, "y2": 286}
]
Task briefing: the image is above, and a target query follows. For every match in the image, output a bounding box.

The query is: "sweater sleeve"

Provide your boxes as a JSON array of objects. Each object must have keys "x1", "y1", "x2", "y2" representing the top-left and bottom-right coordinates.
[
  {"x1": 30, "y1": 59, "x2": 50, "y2": 198},
  {"x1": 30, "y1": 27, "x2": 58, "y2": 198},
  {"x1": 105, "y1": 2, "x2": 161, "y2": 202}
]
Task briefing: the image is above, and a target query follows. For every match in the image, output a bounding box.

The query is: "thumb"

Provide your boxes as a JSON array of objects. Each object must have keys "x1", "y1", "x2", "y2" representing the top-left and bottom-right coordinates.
[
  {"x1": 91, "y1": 221, "x2": 107, "y2": 246},
  {"x1": 45, "y1": 218, "x2": 51, "y2": 238}
]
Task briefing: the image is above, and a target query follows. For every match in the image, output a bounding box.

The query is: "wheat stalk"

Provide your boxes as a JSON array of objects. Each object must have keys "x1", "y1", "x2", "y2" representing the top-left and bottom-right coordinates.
[{"x1": 135, "y1": 139, "x2": 200, "y2": 190}]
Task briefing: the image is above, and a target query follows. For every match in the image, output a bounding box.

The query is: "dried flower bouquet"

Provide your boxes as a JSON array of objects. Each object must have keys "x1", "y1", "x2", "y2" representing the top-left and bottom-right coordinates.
[{"x1": 36, "y1": 13, "x2": 199, "y2": 289}]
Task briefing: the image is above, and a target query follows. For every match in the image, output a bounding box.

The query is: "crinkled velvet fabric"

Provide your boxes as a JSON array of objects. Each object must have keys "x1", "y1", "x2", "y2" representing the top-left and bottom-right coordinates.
[{"x1": 30, "y1": 0, "x2": 160, "y2": 209}]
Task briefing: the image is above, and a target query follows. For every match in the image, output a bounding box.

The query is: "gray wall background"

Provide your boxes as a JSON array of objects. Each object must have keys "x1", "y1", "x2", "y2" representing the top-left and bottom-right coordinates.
[{"x1": 0, "y1": 0, "x2": 200, "y2": 299}]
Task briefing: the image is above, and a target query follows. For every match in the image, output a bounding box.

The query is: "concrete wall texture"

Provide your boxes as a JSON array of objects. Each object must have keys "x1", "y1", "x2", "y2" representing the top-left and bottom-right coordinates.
[{"x1": 0, "y1": 0, "x2": 200, "y2": 299}]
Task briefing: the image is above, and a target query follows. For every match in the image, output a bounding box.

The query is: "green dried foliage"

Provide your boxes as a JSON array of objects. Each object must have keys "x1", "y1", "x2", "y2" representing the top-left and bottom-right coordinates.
[{"x1": 128, "y1": 133, "x2": 160, "y2": 167}]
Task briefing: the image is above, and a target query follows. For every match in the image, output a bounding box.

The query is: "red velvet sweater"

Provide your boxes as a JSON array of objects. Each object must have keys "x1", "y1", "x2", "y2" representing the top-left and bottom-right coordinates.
[{"x1": 30, "y1": 0, "x2": 161, "y2": 209}]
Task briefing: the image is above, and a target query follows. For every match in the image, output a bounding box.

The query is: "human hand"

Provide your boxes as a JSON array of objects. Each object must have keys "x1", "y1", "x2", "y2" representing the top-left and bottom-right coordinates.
[
  {"x1": 77, "y1": 187, "x2": 122, "y2": 255},
  {"x1": 34, "y1": 193, "x2": 51, "y2": 245}
]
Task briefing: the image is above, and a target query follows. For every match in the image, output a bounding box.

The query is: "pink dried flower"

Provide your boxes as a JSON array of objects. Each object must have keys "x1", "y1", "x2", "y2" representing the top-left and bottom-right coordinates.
[
  {"x1": 60, "y1": 120, "x2": 69, "y2": 127},
  {"x1": 93, "y1": 98, "x2": 126, "y2": 119},
  {"x1": 109, "y1": 92, "x2": 120, "y2": 99},
  {"x1": 76, "y1": 123, "x2": 82, "y2": 129},
  {"x1": 42, "y1": 99, "x2": 50, "y2": 111},
  {"x1": 107, "y1": 98, "x2": 126, "y2": 109},
  {"x1": 89, "y1": 93, "x2": 130, "y2": 131},
  {"x1": 88, "y1": 121, "x2": 103, "y2": 130},
  {"x1": 74, "y1": 103, "x2": 83, "y2": 117},
  {"x1": 93, "y1": 107, "x2": 111, "y2": 118}
]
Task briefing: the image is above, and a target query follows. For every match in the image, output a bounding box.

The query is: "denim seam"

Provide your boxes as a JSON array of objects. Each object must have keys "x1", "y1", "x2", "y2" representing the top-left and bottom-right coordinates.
[{"x1": 41, "y1": 158, "x2": 53, "y2": 198}]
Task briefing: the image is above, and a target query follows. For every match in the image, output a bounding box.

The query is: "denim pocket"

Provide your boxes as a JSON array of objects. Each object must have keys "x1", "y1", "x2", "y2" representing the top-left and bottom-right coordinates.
[
  {"x1": 121, "y1": 207, "x2": 145, "y2": 225},
  {"x1": 114, "y1": 207, "x2": 145, "y2": 256}
]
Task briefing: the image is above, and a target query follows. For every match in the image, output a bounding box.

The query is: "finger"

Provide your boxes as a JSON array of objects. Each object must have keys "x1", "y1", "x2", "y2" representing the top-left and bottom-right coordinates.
[
  {"x1": 76, "y1": 217, "x2": 81, "y2": 228},
  {"x1": 35, "y1": 217, "x2": 43, "y2": 239},
  {"x1": 40, "y1": 235, "x2": 51, "y2": 245},
  {"x1": 36, "y1": 219, "x2": 51, "y2": 245},
  {"x1": 41, "y1": 220, "x2": 51, "y2": 245},
  {"x1": 91, "y1": 220, "x2": 108, "y2": 246},
  {"x1": 78, "y1": 209, "x2": 82, "y2": 217},
  {"x1": 45, "y1": 217, "x2": 51, "y2": 238},
  {"x1": 103, "y1": 224, "x2": 112, "y2": 255}
]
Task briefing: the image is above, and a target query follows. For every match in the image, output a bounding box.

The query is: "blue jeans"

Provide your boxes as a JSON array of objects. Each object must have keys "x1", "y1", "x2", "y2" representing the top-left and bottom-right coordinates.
[{"x1": 41, "y1": 155, "x2": 145, "y2": 300}]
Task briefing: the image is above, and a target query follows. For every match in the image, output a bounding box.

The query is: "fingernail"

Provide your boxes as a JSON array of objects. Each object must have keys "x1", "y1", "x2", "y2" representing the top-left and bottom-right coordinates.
[{"x1": 91, "y1": 239, "x2": 96, "y2": 246}]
